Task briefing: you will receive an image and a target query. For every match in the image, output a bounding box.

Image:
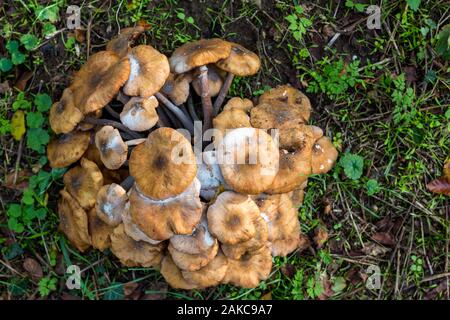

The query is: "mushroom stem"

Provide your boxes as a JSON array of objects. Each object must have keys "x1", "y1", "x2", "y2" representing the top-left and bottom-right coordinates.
[
  {"x1": 83, "y1": 117, "x2": 142, "y2": 139},
  {"x1": 156, "y1": 107, "x2": 171, "y2": 127},
  {"x1": 155, "y1": 92, "x2": 194, "y2": 134},
  {"x1": 105, "y1": 105, "x2": 120, "y2": 119},
  {"x1": 120, "y1": 176, "x2": 135, "y2": 191},
  {"x1": 198, "y1": 65, "x2": 213, "y2": 130},
  {"x1": 179, "y1": 104, "x2": 191, "y2": 121},
  {"x1": 125, "y1": 138, "x2": 146, "y2": 146},
  {"x1": 213, "y1": 72, "x2": 234, "y2": 116},
  {"x1": 187, "y1": 95, "x2": 200, "y2": 122},
  {"x1": 116, "y1": 91, "x2": 130, "y2": 105}
]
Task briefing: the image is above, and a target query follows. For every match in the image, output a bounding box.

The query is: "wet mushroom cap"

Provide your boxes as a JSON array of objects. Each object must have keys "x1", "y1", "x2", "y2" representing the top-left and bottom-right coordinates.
[
  {"x1": 106, "y1": 25, "x2": 149, "y2": 57},
  {"x1": 223, "y1": 97, "x2": 253, "y2": 113},
  {"x1": 161, "y1": 73, "x2": 192, "y2": 106},
  {"x1": 95, "y1": 183, "x2": 127, "y2": 227},
  {"x1": 95, "y1": 126, "x2": 128, "y2": 170},
  {"x1": 169, "y1": 38, "x2": 232, "y2": 74},
  {"x1": 49, "y1": 88, "x2": 83, "y2": 134},
  {"x1": 216, "y1": 42, "x2": 261, "y2": 76},
  {"x1": 168, "y1": 240, "x2": 219, "y2": 271},
  {"x1": 192, "y1": 65, "x2": 224, "y2": 97},
  {"x1": 181, "y1": 250, "x2": 229, "y2": 288},
  {"x1": 311, "y1": 136, "x2": 338, "y2": 174},
  {"x1": 123, "y1": 45, "x2": 170, "y2": 98},
  {"x1": 120, "y1": 96, "x2": 159, "y2": 132},
  {"x1": 87, "y1": 207, "x2": 115, "y2": 251},
  {"x1": 129, "y1": 127, "x2": 197, "y2": 199},
  {"x1": 47, "y1": 131, "x2": 91, "y2": 168},
  {"x1": 160, "y1": 255, "x2": 198, "y2": 290},
  {"x1": 71, "y1": 51, "x2": 130, "y2": 114}
]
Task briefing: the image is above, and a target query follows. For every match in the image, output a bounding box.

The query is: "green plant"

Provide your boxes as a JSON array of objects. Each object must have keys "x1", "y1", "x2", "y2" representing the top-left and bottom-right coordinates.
[
  {"x1": 285, "y1": 5, "x2": 312, "y2": 42},
  {"x1": 38, "y1": 277, "x2": 57, "y2": 297},
  {"x1": 366, "y1": 179, "x2": 381, "y2": 196},
  {"x1": 345, "y1": 0, "x2": 367, "y2": 12},
  {"x1": 410, "y1": 255, "x2": 424, "y2": 281},
  {"x1": 391, "y1": 74, "x2": 415, "y2": 125},
  {"x1": 339, "y1": 153, "x2": 364, "y2": 180}
]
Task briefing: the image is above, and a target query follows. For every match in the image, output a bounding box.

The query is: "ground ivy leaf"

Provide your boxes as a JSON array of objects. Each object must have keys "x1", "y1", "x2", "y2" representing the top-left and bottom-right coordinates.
[
  {"x1": 0, "y1": 57, "x2": 13, "y2": 72},
  {"x1": 20, "y1": 34, "x2": 40, "y2": 51},
  {"x1": 11, "y1": 51, "x2": 26, "y2": 65},
  {"x1": 6, "y1": 40, "x2": 19, "y2": 54},
  {"x1": 34, "y1": 93, "x2": 52, "y2": 112},
  {"x1": 366, "y1": 179, "x2": 381, "y2": 196},
  {"x1": 36, "y1": 5, "x2": 59, "y2": 22},
  {"x1": 338, "y1": 153, "x2": 364, "y2": 180},
  {"x1": 7, "y1": 204, "x2": 22, "y2": 218},
  {"x1": 26, "y1": 112, "x2": 44, "y2": 128},
  {"x1": 10, "y1": 110, "x2": 26, "y2": 141},
  {"x1": 5, "y1": 242, "x2": 24, "y2": 259},
  {"x1": 26, "y1": 128, "x2": 50, "y2": 153},
  {"x1": 407, "y1": 0, "x2": 421, "y2": 11},
  {"x1": 22, "y1": 188, "x2": 35, "y2": 205},
  {"x1": 42, "y1": 23, "x2": 57, "y2": 38}
]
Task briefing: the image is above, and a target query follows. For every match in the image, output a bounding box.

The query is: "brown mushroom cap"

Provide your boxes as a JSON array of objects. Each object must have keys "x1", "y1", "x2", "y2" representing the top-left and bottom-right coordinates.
[
  {"x1": 129, "y1": 127, "x2": 197, "y2": 199},
  {"x1": 168, "y1": 240, "x2": 219, "y2": 271},
  {"x1": 95, "y1": 183, "x2": 127, "y2": 227},
  {"x1": 170, "y1": 215, "x2": 216, "y2": 255},
  {"x1": 49, "y1": 88, "x2": 83, "y2": 134},
  {"x1": 181, "y1": 250, "x2": 229, "y2": 288},
  {"x1": 120, "y1": 96, "x2": 159, "y2": 132},
  {"x1": 77, "y1": 108, "x2": 103, "y2": 131},
  {"x1": 207, "y1": 191, "x2": 260, "y2": 245},
  {"x1": 169, "y1": 38, "x2": 232, "y2": 74},
  {"x1": 58, "y1": 189, "x2": 91, "y2": 252},
  {"x1": 87, "y1": 207, "x2": 115, "y2": 251},
  {"x1": 311, "y1": 136, "x2": 338, "y2": 174},
  {"x1": 63, "y1": 158, "x2": 103, "y2": 209},
  {"x1": 71, "y1": 51, "x2": 130, "y2": 114},
  {"x1": 192, "y1": 65, "x2": 224, "y2": 97},
  {"x1": 223, "y1": 97, "x2": 253, "y2": 113},
  {"x1": 121, "y1": 203, "x2": 162, "y2": 245},
  {"x1": 213, "y1": 108, "x2": 252, "y2": 140},
  {"x1": 161, "y1": 73, "x2": 193, "y2": 106},
  {"x1": 110, "y1": 224, "x2": 164, "y2": 267},
  {"x1": 95, "y1": 126, "x2": 128, "y2": 170},
  {"x1": 123, "y1": 45, "x2": 170, "y2": 98},
  {"x1": 222, "y1": 246, "x2": 272, "y2": 288},
  {"x1": 47, "y1": 131, "x2": 91, "y2": 168},
  {"x1": 216, "y1": 127, "x2": 279, "y2": 194},
  {"x1": 128, "y1": 178, "x2": 202, "y2": 240},
  {"x1": 83, "y1": 142, "x2": 104, "y2": 169},
  {"x1": 250, "y1": 102, "x2": 308, "y2": 134},
  {"x1": 106, "y1": 25, "x2": 149, "y2": 57},
  {"x1": 288, "y1": 184, "x2": 306, "y2": 208},
  {"x1": 271, "y1": 231, "x2": 301, "y2": 257},
  {"x1": 160, "y1": 255, "x2": 198, "y2": 290},
  {"x1": 216, "y1": 42, "x2": 261, "y2": 76}
]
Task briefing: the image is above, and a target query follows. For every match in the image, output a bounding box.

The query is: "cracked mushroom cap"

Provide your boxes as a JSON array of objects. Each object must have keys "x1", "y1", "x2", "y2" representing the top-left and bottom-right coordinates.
[
  {"x1": 110, "y1": 224, "x2": 164, "y2": 267},
  {"x1": 122, "y1": 203, "x2": 162, "y2": 245},
  {"x1": 160, "y1": 255, "x2": 198, "y2": 290},
  {"x1": 196, "y1": 151, "x2": 226, "y2": 200},
  {"x1": 87, "y1": 207, "x2": 115, "y2": 251},
  {"x1": 216, "y1": 127, "x2": 279, "y2": 194},
  {"x1": 207, "y1": 191, "x2": 260, "y2": 245},
  {"x1": 49, "y1": 88, "x2": 83, "y2": 134},
  {"x1": 182, "y1": 250, "x2": 229, "y2": 288},
  {"x1": 161, "y1": 73, "x2": 192, "y2": 106},
  {"x1": 120, "y1": 96, "x2": 159, "y2": 132},
  {"x1": 216, "y1": 42, "x2": 260, "y2": 76},
  {"x1": 70, "y1": 51, "x2": 130, "y2": 114},
  {"x1": 129, "y1": 127, "x2": 197, "y2": 199},
  {"x1": 168, "y1": 239, "x2": 219, "y2": 271},
  {"x1": 222, "y1": 245, "x2": 272, "y2": 288},
  {"x1": 192, "y1": 65, "x2": 224, "y2": 97},
  {"x1": 123, "y1": 45, "x2": 170, "y2": 98},
  {"x1": 223, "y1": 97, "x2": 253, "y2": 112},
  {"x1": 169, "y1": 38, "x2": 232, "y2": 74},
  {"x1": 95, "y1": 183, "x2": 127, "y2": 227},
  {"x1": 47, "y1": 131, "x2": 91, "y2": 168},
  {"x1": 128, "y1": 178, "x2": 202, "y2": 240},
  {"x1": 258, "y1": 85, "x2": 311, "y2": 123},
  {"x1": 58, "y1": 189, "x2": 91, "y2": 252},
  {"x1": 311, "y1": 136, "x2": 338, "y2": 174},
  {"x1": 106, "y1": 25, "x2": 149, "y2": 57},
  {"x1": 94, "y1": 126, "x2": 128, "y2": 170},
  {"x1": 63, "y1": 158, "x2": 104, "y2": 209}
]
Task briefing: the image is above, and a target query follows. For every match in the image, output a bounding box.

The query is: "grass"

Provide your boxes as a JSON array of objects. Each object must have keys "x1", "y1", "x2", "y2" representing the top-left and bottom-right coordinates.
[{"x1": 0, "y1": 0, "x2": 449, "y2": 300}]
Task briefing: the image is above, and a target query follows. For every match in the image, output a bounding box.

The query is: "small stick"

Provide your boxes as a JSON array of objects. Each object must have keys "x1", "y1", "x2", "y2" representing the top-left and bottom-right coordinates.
[
  {"x1": 187, "y1": 95, "x2": 200, "y2": 122},
  {"x1": 105, "y1": 105, "x2": 120, "y2": 119},
  {"x1": 120, "y1": 176, "x2": 135, "y2": 191},
  {"x1": 155, "y1": 92, "x2": 194, "y2": 134},
  {"x1": 83, "y1": 117, "x2": 142, "y2": 139},
  {"x1": 213, "y1": 72, "x2": 234, "y2": 116},
  {"x1": 198, "y1": 65, "x2": 213, "y2": 130}
]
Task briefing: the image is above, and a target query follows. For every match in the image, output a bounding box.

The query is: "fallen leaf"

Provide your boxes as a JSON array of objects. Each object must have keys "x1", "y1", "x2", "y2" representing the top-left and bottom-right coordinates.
[
  {"x1": 280, "y1": 264, "x2": 296, "y2": 278},
  {"x1": 313, "y1": 226, "x2": 329, "y2": 249},
  {"x1": 298, "y1": 233, "x2": 311, "y2": 252},
  {"x1": 4, "y1": 170, "x2": 31, "y2": 190},
  {"x1": 14, "y1": 70, "x2": 33, "y2": 91},
  {"x1": 323, "y1": 198, "x2": 332, "y2": 214},
  {"x1": 10, "y1": 110, "x2": 26, "y2": 141},
  {"x1": 427, "y1": 178, "x2": 450, "y2": 195},
  {"x1": 261, "y1": 292, "x2": 272, "y2": 300},
  {"x1": 425, "y1": 279, "x2": 448, "y2": 300},
  {"x1": 141, "y1": 282, "x2": 168, "y2": 300},
  {"x1": 371, "y1": 232, "x2": 396, "y2": 246},
  {"x1": 318, "y1": 274, "x2": 334, "y2": 300},
  {"x1": 361, "y1": 242, "x2": 390, "y2": 257},
  {"x1": 443, "y1": 159, "x2": 450, "y2": 180},
  {"x1": 61, "y1": 292, "x2": 81, "y2": 300},
  {"x1": 23, "y1": 258, "x2": 43, "y2": 281},
  {"x1": 124, "y1": 282, "x2": 141, "y2": 300},
  {"x1": 0, "y1": 80, "x2": 10, "y2": 94},
  {"x1": 404, "y1": 66, "x2": 417, "y2": 85}
]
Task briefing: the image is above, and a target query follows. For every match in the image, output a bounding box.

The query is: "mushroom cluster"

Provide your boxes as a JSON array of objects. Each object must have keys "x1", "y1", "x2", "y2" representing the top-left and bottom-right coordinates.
[{"x1": 48, "y1": 27, "x2": 338, "y2": 289}]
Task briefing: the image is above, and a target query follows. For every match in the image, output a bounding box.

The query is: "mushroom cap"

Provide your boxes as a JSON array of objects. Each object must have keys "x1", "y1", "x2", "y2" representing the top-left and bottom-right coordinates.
[
  {"x1": 223, "y1": 97, "x2": 253, "y2": 113},
  {"x1": 120, "y1": 96, "x2": 159, "y2": 132},
  {"x1": 63, "y1": 158, "x2": 104, "y2": 209},
  {"x1": 207, "y1": 191, "x2": 260, "y2": 245},
  {"x1": 95, "y1": 183, "x2": 127, "y2": 227},
  {"x1": 288, "y1": 185, "x2": 306, "y2": 208},
  {"x1": 181, "y1": 250, "x2": 229, "y2": 288},
  {"x1": 216, "y1": 42, "x2": 260, "y2": 76},
  {"x1": 271, "y1": 232, "x2": 301, "y2": 257},
  {"x1": 216, "y1": 127, "x2": 279, "y2": 194},
  {"x1": 95, "y1": 126, "x2": 128, "y2": 170},
  {"x1": 311, "y1": 136, "x2": 338, "y2": 174},
  {"x1": 83, "y1": 142, "x2": 104, "y2": 168},
  {"x1": 47, "y1": 131, "x2": 90, "y2": 168},
  {"x1": 196, "y1": 151, "x2": 225, "y2": 200},
  {"x1": 192, "y1": 65, "x2": 224, "y2": 97},
  {"x1": 87, "y1": 207, "x2": 115, "y2": 251},
  {"x1": 213, "y1": 108, "x2": 252, "y2": 140},
  {"x1": 122, "y1": 203, "x2": 162, "y2": 245},
  {"x1": 222, "y1": 246, "x2": 272, "y2": 288},
  {"x1": 129, "y1": 127, "x2": 197, "y2": 199},
  {"x1": 71, "y1": 51, "x2": 130, "y2": 114},
  {"x1": 110, "y1": 224, "x2": 164, "y2": 267},
  {"x1": 49, "y1": 88, "x2": 83, "y2": 134},
  {"x1": 169, "y1": 38, "x2": 232, "y2": 74},
  {"x1": 77, "y1": 109, "x2": 102, "y2": 131},
  {"x1": 278, "y1": 124, "x2": 322, "y2": 150},
  {"x1": 58, "y1": 189, "x2": 91, "y2": 252},
  {"x1": 128, "y1": 178, "x2": 202, "y2": 240},
  {"x1": 106, "y1": 25, "x2": 148, "y2": 57},
  {"x1": 258, "y1": 85, "x2": 311, "y2": 123},
  {"x1": 123, "y1": 45, "x2": 170, "y2": 98},
  {"x1": 161, "y1": 73, "x2": 193, "y2": 106},
  {"x1": 168, "y1": 240, "x2": 219, "y2": 271},
  {"x1": 160, "y1": 255, "x2": 198, "y2": 290},
  {"x1": 250, "y1": 102, "x2": 308, "y2": 134}
]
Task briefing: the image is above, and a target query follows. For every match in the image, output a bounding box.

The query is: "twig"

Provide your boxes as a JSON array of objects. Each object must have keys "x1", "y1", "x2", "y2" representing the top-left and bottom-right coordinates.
[{"x1": 13, "y1": 137, "x2": 24, "y2": 186}]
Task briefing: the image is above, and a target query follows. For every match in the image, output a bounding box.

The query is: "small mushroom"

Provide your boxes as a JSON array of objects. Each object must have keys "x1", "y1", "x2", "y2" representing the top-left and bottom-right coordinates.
[
  {"x1": 311, "y1": 136, "x2": 338, "y2": 174},
  {"x1": 95, "y1": 126, "x2": 128, "y2": 170},
  {"x1": 106, "y1": 25, "x2": 149, "y2": 57},
  {"x1": 47, "y1": 131, "x2": 90, "y2": 168},
  {"x1": 181, "y1": 250, "x2": 229, "y2": 288},
  {"x1": 121, "y1": 203, "x2": 162, "y2": 245},
  {"x1": 160, "y1": 255, "x2": 198, "y2": 290},
  {"x1": 87, "y1": 207, "x2": 115, "y2": 251},
  {"x1": 196, "y1": 150, "x2": 226, "y2": 200},
  {"x1": 49, "y1": 88, "x2": 83, "y2": 134},
  {"x1": 192, "y1": 65, "x2": 224, "y2": 97},
  {"x1": 222, "y1": 97, "x2": 253, "y2": 112},
  {"x1": 161, "y1": 73, "x2": 193, "y2": 106},
  {"x1": 95, "y1": 183, "x2": 128, "y2": 227},
  {"x1": 120, "y1": 96, "x2": 159, "y2": 132},
  {"x1": 213, "y1": 107, "x2": 251, "y2": 145},
  {"x1": 168, "y1": 240, "x2": 219, "y2": 271}
]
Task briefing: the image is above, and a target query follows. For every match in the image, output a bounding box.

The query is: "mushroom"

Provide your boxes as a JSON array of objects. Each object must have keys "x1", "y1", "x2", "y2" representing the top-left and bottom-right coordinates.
[
  {"x1": 110, "y1": 224, "x2": 164, "y2": 267},
  {"x1": 160, "y1": 255, "x2": 198, "y2": 290},
  {"x1": 181, "y1": 250, "x2": 229, "y2": 288},
  {"x1": 311, "y1": 136, "x2": 338, "y2": 174},
  {"x1": 63, "y1": 158, "x2": 104, "y2": 209},
  {"x1": 222, "y1": 97, "x2": 253, "y2": 112},
  {"x1": 121, "y1": 203, "x2": 162, "y2": 245},
  {"x1": 212, "y1": 107, "x2": 251, "y2": 146},
  {"x1": 161, "y1": 73, "x2": 193, "y2": 106},
  {"x1": 196, "y1": 150, "x2": 226, "y2": 200},
  {"x1": 192, "y1": 65, "x2": 224, "y2": 98},
  {"x1": 49, "y1": 88, "x2": 83, "y2": 134},
  {"x1": 207, "y1": 191, "x2": 260, "y2": 245},
  {"x1": 47, "y1": 131, "x2": 90, "y2": 168},
  {"x1": 95, "y1": 183, "x2": 128, "y2": 227},
  {"x1": 94, "y1": 126, "x2": 128, "y2": 170},
  {"x1": 216, "y1": 127, "x2": 279, "y2": 194},
  {"x1": 58, "y1": 189, "x2": 91, "y2": 252},
  {"x1": 87, "y1": 207, "x2": 115, "y2": 251},
  {"x1": 123, "y1": 45, "x2": 170, "y2": 98},
  {"x1": 120, "y1": 96, "x2": 159, "y2": 132},
  {"x1": 168, "y1": 239, "x2": 219, "y2": 271},
  {"x1": 106, "y1": 25, "x2": 149, "y2": 57}
]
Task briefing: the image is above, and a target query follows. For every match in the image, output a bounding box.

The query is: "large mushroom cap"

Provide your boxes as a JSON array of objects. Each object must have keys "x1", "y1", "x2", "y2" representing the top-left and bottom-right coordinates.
[
  {"x1": 110, "y1": 224, "x2": 164, "y2": 267},
  {"x1": 95, "y1": 126, "x2": 128, "y2": 170},
  {"x1": 216, "y1": 127, "x2": 279, "y2": 194},
  {"x1": 123, "y1": 45, "x2": 170, "y2": 98},
  {"x1": 181, "y1": 250, "x2": 229, "y2": 288},
  {"x1": 192, "y1": 65, "x2": 224, "y2": 97},
  {"x1": 87, "y1": 207, "x2": 115, "y2": 251},
  {"x1": 223, "y1": 97, "x2": 253, "y2": 112},
  {"x1": 71, "y1": 51, "x2": 130, "y2": 114},
  {"x1": 311, "y1": 136, "x2": 338, "y2": 174},
  {"x1": 47, "y1": 131, "x2": 91, "y2": 168},
  {"x1": 196, "y1": 151, "x2": 225, "y2": 200},
  {"x1": 168, "y1": 240, "x2": 219, "y2": 271},
  {"x1": 95, "y1": 183, "x2": 127, "y2": 227},
  {"x1": 160, "y1": 255, "x2": 198, "y2": 290},
  {"x1": 216, "y1": 42, "x2": 260, "y2": 76},
  {"x1": 161, "y1": 73, "x2": 192, "y2": 106},
  {"x1": 207, "y1": 191, "x2": 260, "y2": 245},
  {"x1": 120, "y1": 96, "x2": 159, "y2": 132},
  {"x1": 58, "y1": 189, "x2": 91, "y2": 252},
  {"x1": 106, "y1": 25, "x2": 149, "y2": 57},
  {"x1": 63, "y1": 158, "x2": 104, "y2": 209},
  {"x1": 169, "y1": 38, "x2": 232, "y2": 74},
  {"x1": 129, "y1": 127, "x2": 197, "y2": 199},
  {"x1": 49, "y1": 88, "x2": 83, "y2": 134}
]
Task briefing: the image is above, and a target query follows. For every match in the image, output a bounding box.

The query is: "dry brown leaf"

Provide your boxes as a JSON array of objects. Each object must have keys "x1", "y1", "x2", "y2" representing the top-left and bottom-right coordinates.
[
  {"x1": 4, "y1": 170, "x2": 31, "y2": 190},
  {"x1": 318, "y1": 274, "x2": 334, "y2": 300},
  {"x1": 371, "y1": 232, "x2": 395, "y2": 246},
  {"x1": 14, "y1": 70, "x2": 33, "y2": 91},
  {"x1": 314, "y1": 226, "x2": 329, "y2": 249},
  {"x1": 298, "y1": 233, "x2": 311, "y2": 252},
  {"x1": 23, "y1": 258, "x2": 43, "y2": 281},
  {"x1": 427, "y1": 178, "x2": 450, "y2": 195},
  {"x1": 261, "y1": 292, "x2": 272, "y2": 300},
  {"x1": 123, "y1": 282, "x2": 140, "y2": 299},
  {"x1": 0, "y1": 81, "x2": 10, "y2": 94},
  {"x1": 280, "y1": 264, "x2": 296, "y2": 278},
  {"x1": 361, "y1": 242, "x2": 390, "y2": 257}
]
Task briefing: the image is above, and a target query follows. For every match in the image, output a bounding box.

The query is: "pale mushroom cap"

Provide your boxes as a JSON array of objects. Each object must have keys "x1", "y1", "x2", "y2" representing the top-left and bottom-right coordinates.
[
  {"x1": 120, "y1": 96, "x2": 159, "y2": 132},
  {"x1": 192, "y1": 65, "x2": 224, "y2": 97},
  {"x1": 181, "y1": 250, "x2": 229, "y2": 288},
  {"x1": 311, "y1": 136, "x2": 338, "y2": 174},
  {"x1": 216, "y1": 42, "x2": 261, "y2": 76},
  {"x1": 122, "y1": 202, "x2": 162, "y2": 245},
  {"x1": 160, "y1": 255, "x2": 198, "y2": 290},
  {"x1": 87, "y1": 207, "x2": 115, "y2": 251},
  {"x1": 223, "y1": 97, "x2": 254, "y2": 113},
  {"x1": 47, "y1": 131, "x2": 90, "y2": 168},
  {"x1": 161, "y1": 73, "x2": 192, "y2": 105},
  {"x1": 95, "y1": 183, "x2": 127, "y2": 227},
  {"x1": 49, "y1": 88, "x2": 83, "y2": 134},
  {"x1": 95, "y1": 126, "x2": 128, "y2": 170},
  {"x1": 168, "y1": 240, "x2": 219, "y2": 272},
  {"x1": 196, "y1": 151, "x2": 225, "y2": 200}
]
